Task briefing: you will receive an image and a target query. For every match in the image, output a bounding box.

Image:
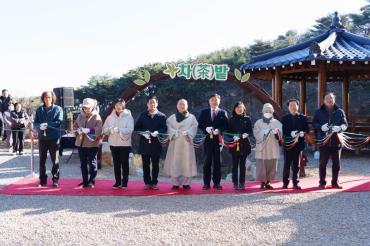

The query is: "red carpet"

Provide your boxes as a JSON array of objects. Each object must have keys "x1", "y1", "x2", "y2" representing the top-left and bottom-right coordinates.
[{"x1": 1, "y1": 176, "x2": 370, "y2": 196}]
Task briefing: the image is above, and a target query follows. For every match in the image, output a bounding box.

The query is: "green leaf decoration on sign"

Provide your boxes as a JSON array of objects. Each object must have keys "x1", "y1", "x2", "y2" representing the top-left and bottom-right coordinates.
[
  {"x1": 234, "y1": 68, "x2": 242, "y2": 81},
  {"x1": 241, "y1": 73, "x2": 250, "y2": 83},
  {"x1": 134, "y1": 79, "x2": 146, "y2": 86},
  {"x1": 163, "y1": 63, "x2": 179, "y2": 79},
  {"x1": 144, "y1": 70, "x2": 150, "y2": 83}
]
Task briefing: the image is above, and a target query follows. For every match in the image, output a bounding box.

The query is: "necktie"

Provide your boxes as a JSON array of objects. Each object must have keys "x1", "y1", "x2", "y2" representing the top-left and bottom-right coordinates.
[{"x1": 212, "y1": 110, "x2": 216, "y2": 122}]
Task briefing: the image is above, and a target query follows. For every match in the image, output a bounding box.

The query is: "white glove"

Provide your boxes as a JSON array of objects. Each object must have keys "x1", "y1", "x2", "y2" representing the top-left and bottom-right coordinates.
[
  {"x1": 299, "y1": 131, "x2": 305, "y2": 138},
  {"x1": 332, "y1": 125, "x2": 341, "y2": 133},
  {"x1": 264, "y1": 128, "x2": 270, "y2": 136},
  {"x1": 182, "y1": 130, "x2": 188, "y2": 136},
  {"x1": 40, "y1": 123, "x2": 48, "y2": 131},
  {"x1": 271, "y1": 128, "x2": 278, "y2": 135},
  {"x1": 206, "y1": 127, "x2": 213, "y2": 134},
  {"x1": 120, "y1": 128, "x2": 131, "y2": 135},
  {"x1": 77, "y1": 128, "x2": 83, "y2": 135},
  {"x1": 213, "y1": 129, "x2": 219, "y2": 135},
  {"x1": 143, "y1": 132, "x2": 150, "y2": 140},
  {"x1": 321, "y1": 123, "x2": 329, "y2": 132},
  {"x1": 341, "y1": 124, "x2": 347, "y2": 131},
  {"x1": 151, "y1": 131, "x2": 159, "y2": 137},
  {"x1": 82, "y1": 128, "x2": 90, "y2": 134},
  {"x1": 233, "y1": 136, "x2": 240, "y2": 141},
  {"x1": 113, "y1": 127, "x2": 119, "y2": 133},
  {"x1": 291, "y1": 130, "x2": 298, "y2": 138},
  {"x1": 242, "y1": 133, "x2": 249, "y2": 139},
  {"x1": 109, "y1": 127, "x2": 115, "y2": 134}
]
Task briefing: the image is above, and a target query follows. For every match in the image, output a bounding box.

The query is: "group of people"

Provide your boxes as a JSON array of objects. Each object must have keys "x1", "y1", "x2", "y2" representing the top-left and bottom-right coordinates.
[
  {"x1": 34, "y1": 90, "x2": 348, "y2": 191},
  {"x1": 0, "y1": 89, "x2": 30, "y2": 155}
]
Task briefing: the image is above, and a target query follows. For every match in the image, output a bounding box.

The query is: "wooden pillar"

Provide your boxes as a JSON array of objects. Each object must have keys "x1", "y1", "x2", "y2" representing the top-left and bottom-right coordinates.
[
  {"x1": 274, "y1": 68, "x2": 282, "y2": 108},
  {"x1": 317, "y1": 62, "x2": 327, "y2": 107},
  {"x1": 300, "y1": 79, "x2": 307, "y2": 115},
  {"x1": 342, "y1": 74, "x2": 349, "y2": 116}
]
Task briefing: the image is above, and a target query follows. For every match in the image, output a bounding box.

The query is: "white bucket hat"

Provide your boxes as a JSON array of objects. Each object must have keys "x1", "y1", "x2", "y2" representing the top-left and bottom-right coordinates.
[
  {"x1": 82, "y1": 98, "x2": 96, "y2": 109},
  {"x1": 262, "y1": 103, "x2": 274, "y2": 112}
]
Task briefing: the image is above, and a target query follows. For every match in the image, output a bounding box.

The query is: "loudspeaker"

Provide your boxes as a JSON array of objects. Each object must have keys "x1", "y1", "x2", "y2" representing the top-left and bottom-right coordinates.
[{"x1": 53, "y1": 87, "x2": 74, "y2": 108}]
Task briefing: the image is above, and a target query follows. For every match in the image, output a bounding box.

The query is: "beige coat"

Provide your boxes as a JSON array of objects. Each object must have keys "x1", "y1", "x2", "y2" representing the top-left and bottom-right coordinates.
[
  {"x1": 102, "y1": 109, "x2": 134, "y2": 147},
  {"x1": 253, "y1": 118, "x2": 282, "y2": 160},
  {"x1": 164, "y1": 114, "x2": 198, "y2": 178},
  {"x1": 73, "y1": 110, "x2": 103, "y2": 148}
]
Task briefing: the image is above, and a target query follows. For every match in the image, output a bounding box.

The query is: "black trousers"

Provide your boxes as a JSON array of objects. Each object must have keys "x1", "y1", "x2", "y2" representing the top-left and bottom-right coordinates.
[
  {"x1": 142, "y1": 154, "x2": 160, "y2": 185},
  {"x1": 78, "y1": 147, "x2": 99, "y2": 184},
  {"x1": 39, "y1": 139, "x2": 60, "y2": 183},
  {"x1": 204, "y1": 145, "x2": 221, "y2": 185},
  {"x1": 110, "y1": 146, "x2": 131, "y2": 186},
  {"x1": 12, "y1": 129, "x2": 24, "y2": 152},
  {"x1": 319, "y1": 146, "x2": 341, "y2": 186},
  {"x1": 231, "y1": 154, "x2": 247, "y2": 185},
  {"x1": 283, "y1": 148, "x2": 301, "y2": 186}
]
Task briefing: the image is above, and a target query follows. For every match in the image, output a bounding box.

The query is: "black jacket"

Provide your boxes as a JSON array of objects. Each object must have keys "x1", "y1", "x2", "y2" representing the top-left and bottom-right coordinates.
[
  {"x1": 228, "y1": 114, "x2": 252, "y2": 156},
  {"x1": 134, "y1": 110, "x2": 167, "y2": 155},
  {"x1": 281, "y1": 113, "x2": 309, "y2": 152},
  {"x1": 11, "y1": 110, "x2": 29, "y2": 129},
  {"x1": 198, "y1": 108, "x2": 228, "y2": 149},
  {"x1": 312, "y1": 104, "x2": 348, "y2": 148},
  {"x1": 0, "y1": 96, "x2": 13, "y2": 113}
]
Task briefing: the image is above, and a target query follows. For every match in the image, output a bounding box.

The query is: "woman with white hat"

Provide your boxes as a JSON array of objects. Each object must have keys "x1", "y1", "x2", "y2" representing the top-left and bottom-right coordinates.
[
  {"x1": 253, "y1": 103, "x2": 282, "y2": 189},
  {"x1": 73, "y1": 98, "x2": 103, "y2": 188}
]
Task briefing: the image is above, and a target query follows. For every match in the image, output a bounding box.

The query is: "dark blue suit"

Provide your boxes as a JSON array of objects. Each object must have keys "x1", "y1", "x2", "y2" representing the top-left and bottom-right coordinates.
[{"x1": 198, "y1": 108, "x2": 228, "y2": 186}]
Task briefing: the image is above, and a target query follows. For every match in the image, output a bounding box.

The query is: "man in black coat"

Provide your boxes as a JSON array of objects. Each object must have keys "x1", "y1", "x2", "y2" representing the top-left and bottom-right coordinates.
[
  {"x1": 134, "y1": 96, "x2": 167, "y2": 190},
  {"x1": 312, "y1": 92, "x2": 348, "y2": 189},
  {"x1": 281, "y1": 99, "x2": 309, "y2": 190},
  {"x1": 198, "y1": 94, "x2": 228, "y2": 190}
]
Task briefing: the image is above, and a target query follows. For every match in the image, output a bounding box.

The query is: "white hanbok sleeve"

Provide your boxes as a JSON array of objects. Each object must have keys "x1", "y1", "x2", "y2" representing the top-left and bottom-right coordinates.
[
  {"x1": 167, "y1": 115, "x2": 178, "y2": 139},
  {"x1": 253, "y1": 120, "x2": 265, "y2": 143},
  {"x1": 187, "y1": 115, "x2": 198, "y2": 139},
  {"x1": 120, "y1": 115, "x2": 134, "y2": 136}
]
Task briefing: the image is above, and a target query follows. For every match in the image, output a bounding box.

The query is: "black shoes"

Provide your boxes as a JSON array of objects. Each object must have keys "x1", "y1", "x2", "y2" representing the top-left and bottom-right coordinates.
[
  {"x1": 265, "y1": 183, "x2": 274, "y2": 190},
  {"x1": 260, "y1": 182, "x2": 266, "y2": 189},
  {"x1": 318, "y1": 184, "x2": 326, "y2": 190},
  {"x1": 112, "y1": 183, "x2": 122, "y2": 189},
  {"x1": 332, "y1": 183, "x2": 343, "y2": 189},
  {"x1": 171, "y1": 185, "x2": 180, "y2": 190},
  {"x1": 202, "y1": 184, "x2": 211, "y2": 190},
  {"x1": 213, "y1": 184, "x2": 223, "y2": 190},
  {"x1": 233, "y1": 184, "x2": 238, "y2": 190},
  {"x1": 183, "y1": 185, "x2": 191, "y2": 190},
  {"x1": 282, "y1": 184, "x2": 289, "y2": 189},
  {"x1": 52, "y1": 181, "x2": 59, "y2": 188},
  {"x1": 36, "y1": 182, "x2": 46, "y2": 187}
]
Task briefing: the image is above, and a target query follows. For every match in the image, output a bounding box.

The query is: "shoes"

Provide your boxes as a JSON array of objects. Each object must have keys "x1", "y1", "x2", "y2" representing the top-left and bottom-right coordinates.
[
  {"x1": 260, "y1": 182, "x2": 266, "y2": 189},
  {"x1": 112, "y1": 183, "x2": 122, "y2": 189},
  {"x1": 213, "y1": 184, "x2": 223, "y2": 190},
  {"x1": 282, "y1": 184, "x2": 288, "y2": 189},
  {"x1": 18, "y1": 151, "x2": 24, "y2": 155},
  {"x1": 265, "y1": 183, "x2": 274, "y2": 190},
  {"x1": 233, "y1": 184, "x2": 238, "y2": 190},
  {"x1": 293, "y1": 184, "x2": 301, "y2": 190},
  {"x1": 238, "y1": 184, "x2": 245, "y2": 190},
  {"x1": 171, "y1": 185, "x2": 180, "y2": 190},
  {"x1": 332, "y1": 184, "x2": 343, "y2": 189},
  {"x1": 144, "y1": 184, "x2": 151, "y2": 190},
  {"x1": 52, "y1": 181, "x2": 58, "y2": 188},
  {"x1": 183, "y1": 185, "x2": 191, "y2": 190},
  {"x1": 202, "y1": 184, "x2": 211, "y2": 190},
  {"x1": 151, "y1": 184, "x2": 159, "y2": 190},
  {"x1": 36, "y1": 182, "x2": 46, "y2": 187},
  {"x1": 318, "y1": 184, "x2": 326, "y2": 190}
]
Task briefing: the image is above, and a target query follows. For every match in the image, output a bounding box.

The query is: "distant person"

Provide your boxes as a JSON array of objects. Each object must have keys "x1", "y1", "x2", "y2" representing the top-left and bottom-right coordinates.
[
  {"x1": 134, "y1": 95, "x2": 167, "y2": 190},
  {"x1": 164, "y1": 99, "x2": 198, "y2": 190},
  {"x1": 253, "y1": 103, "x2": 282, "y2": 190},
  {"x1": 73, "y1": 98, "x2": 103, "y2": 188},
  {"x1": 312, "y1": 92, "x2": 348, "y2": 189},
  {"x1": 228, "y1": 101, "x2": 253, "y2": 190},
  {"x1": 34, "y1": 91, "x2": 64, "y2": 187},
  {"x1": 11, "y1": 103, "x2": 29, "y2": 155},
  {"x1": 3, "y1": 103, "x2": 15, "y2": 152},
  {"x1": 102, "y1": 99, "x2": 134, "y2": 189},
  {"x1": 198, "y1": 94, "x2": 228, "y2": 190}
]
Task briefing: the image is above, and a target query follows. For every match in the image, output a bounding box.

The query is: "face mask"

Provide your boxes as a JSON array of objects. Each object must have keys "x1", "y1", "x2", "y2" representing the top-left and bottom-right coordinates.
[{"x1": 263, "y1": 113, "x2": 273, "y2": 119}]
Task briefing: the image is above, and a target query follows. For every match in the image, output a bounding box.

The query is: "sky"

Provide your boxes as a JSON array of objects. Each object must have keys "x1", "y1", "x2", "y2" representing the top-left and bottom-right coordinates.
[{"x1": 0, "y1": 0, "x2": 367, "y2": 98}]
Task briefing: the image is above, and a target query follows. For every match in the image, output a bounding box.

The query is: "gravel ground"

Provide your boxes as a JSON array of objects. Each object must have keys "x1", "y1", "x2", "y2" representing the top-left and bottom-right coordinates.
[{"x1": 0, "y1": 148, "x2": 370, "y2": 245}]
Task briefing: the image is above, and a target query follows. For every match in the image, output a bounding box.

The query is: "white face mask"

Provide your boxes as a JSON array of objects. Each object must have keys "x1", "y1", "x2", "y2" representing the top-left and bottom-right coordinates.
[{"x1": 263, "y1": 113, "x2": 273, "y2": 119}]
